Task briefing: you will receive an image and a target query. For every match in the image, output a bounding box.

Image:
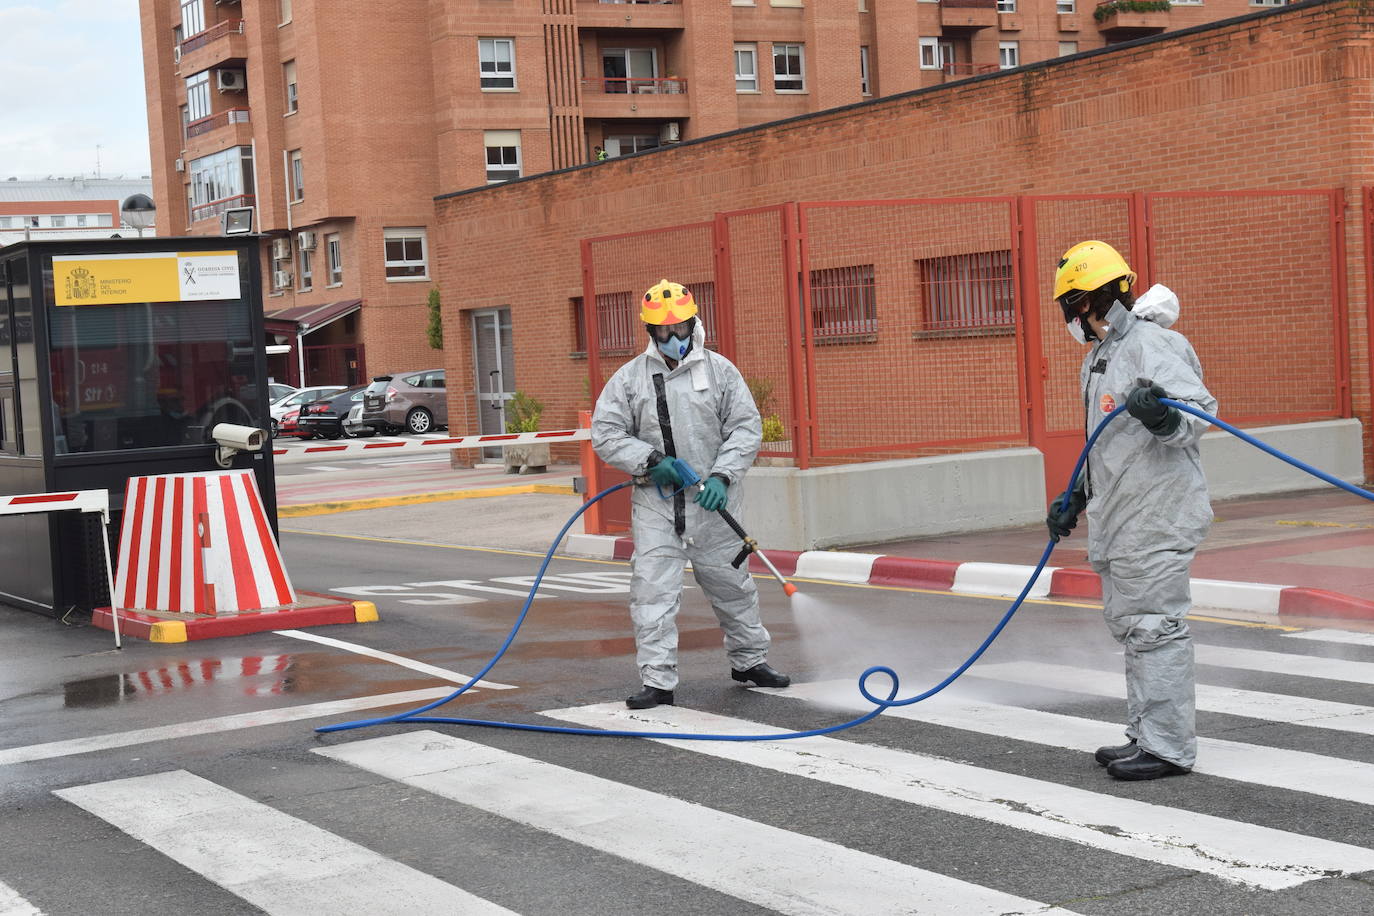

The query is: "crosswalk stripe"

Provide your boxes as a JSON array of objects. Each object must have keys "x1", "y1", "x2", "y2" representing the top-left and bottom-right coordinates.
[
  {"x1": 767, "y1": 681, "x2": 1374, "y2": 807},
  {"x1": 317, "y1": 730, "x2": 1069, "y2": 915},
  {"x1": 55, "y1": 770, "x2": 515, "y2": 915},
  {"x1": 542, "y1": 703, "x2": 1374, "y2": 890},
  {"x1": 272, "y1": 629, "x2": 517, "y2": 688},
  {"x1": 1197, "y1": 644, "x2": 1374, "y2": 684},
  {"x1": 1283, "y1": 629, "x2": 1374, "y2": 648},
  {"x1": 971, "y1": 661, "x2": 1374, "y2": 736},
  {"x1": 0, "y1": 688, "x2": 450, "y2": 767},
  {"x1": 0, "y1": 879, "x2": 42, "y2": 916}
]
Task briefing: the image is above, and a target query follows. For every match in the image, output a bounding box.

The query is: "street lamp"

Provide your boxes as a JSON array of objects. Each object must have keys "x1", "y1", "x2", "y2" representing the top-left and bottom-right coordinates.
[{"x1": 120, "y1": 193, "x2": 156, "y2": 238}]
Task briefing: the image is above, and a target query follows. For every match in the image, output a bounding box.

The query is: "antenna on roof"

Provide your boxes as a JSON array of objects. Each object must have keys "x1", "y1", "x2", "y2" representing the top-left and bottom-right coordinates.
[{"x1": 95, "y1": 144, "x2": 102, "y2": 179}]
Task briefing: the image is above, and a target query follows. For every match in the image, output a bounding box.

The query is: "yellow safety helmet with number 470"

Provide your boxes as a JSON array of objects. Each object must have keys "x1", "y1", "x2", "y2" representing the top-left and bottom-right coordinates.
[
  {"x1": 640, "y1": 278, "x2": 698, "y2": 325},
  {"x1": 1053, "y1": 240, "x2": 1137, "y2": 300}
]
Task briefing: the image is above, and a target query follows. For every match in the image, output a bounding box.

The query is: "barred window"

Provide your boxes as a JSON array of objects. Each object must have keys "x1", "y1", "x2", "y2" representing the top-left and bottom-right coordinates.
[
  {"x1": 917, "y1": 250, "x2": 1014, "y2": 331},
  {"x1": 809, "y1": 265, "x2": 876, "y2": 340}
]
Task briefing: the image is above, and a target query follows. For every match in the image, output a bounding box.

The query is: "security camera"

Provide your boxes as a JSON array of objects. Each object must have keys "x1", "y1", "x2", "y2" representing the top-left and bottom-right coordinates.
[{"x1": 212, "y1": 422, "x2": 265, "y2": 468}]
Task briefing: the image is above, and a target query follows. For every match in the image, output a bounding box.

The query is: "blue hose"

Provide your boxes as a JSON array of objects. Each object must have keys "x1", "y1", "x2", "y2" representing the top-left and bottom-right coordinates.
[{"x1": 316, "y1": 400, "x2": 1372, "y2": 739}]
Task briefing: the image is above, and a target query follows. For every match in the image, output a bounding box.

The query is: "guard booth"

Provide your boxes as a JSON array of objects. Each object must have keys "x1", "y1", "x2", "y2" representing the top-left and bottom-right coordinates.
[{"x1": 0, "y1": 237, "x2": 275, "y2": 618}]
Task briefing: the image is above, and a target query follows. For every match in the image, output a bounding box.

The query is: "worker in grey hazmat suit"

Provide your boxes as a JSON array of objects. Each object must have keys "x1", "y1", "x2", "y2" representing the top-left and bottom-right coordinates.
[
  {"x1": 592, "y1": 278, "x2": 791, "y2": 710},
  {"x1": 1047, "y1": 240, "x2": 1217, "y2": 781}
]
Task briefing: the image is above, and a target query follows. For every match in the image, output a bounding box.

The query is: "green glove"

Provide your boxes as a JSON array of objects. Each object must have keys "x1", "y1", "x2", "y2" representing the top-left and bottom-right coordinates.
[
  {"x1": 695, "y1": 476, "x2": 728, "y2": 512},
  {"x1": 648, "y1": 456, "x2": 681, "y2": 488}
]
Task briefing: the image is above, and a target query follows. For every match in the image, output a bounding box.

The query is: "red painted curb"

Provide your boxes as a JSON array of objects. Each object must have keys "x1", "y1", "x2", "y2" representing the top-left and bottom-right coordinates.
[
  {"x1": 748, "y1": 550, "x2": 800, "y2": 577},
  {"x1": 1278, "y1": 587, "x2": 1374, "y2": 621},
  {"x1": 1049, "y1": 567, "x2": 1103, "y2": 599},
  {"x1": 613, "y1": 537, "x2": 634, "y2": 560},
  {"x1": 91, "y1": 607, "x2": 155, "y2": 640},
  {"x1": 868, "y1": 556, "x2": 959, "y2": 590},
  {"x1": 92, "y1": 602, "x2": 362, "y2": 641}
]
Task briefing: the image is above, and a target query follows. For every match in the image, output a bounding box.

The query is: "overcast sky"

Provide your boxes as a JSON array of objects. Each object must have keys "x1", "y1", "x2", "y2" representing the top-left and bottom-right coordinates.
[{"x1": 0, "y1": 0, "x2": 151, "y2": 181}]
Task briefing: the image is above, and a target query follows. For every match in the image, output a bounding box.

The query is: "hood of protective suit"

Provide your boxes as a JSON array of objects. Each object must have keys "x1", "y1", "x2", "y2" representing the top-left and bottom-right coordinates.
[{"x1": 1131, "y1": 284, "x2": 1179, "y2": 328}]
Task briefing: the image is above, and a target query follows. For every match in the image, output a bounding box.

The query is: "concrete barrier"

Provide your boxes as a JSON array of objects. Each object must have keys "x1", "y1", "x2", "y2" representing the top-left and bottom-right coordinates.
[{"x1": 1199, "y1": 418, "x2": 1363, "y2": 499}]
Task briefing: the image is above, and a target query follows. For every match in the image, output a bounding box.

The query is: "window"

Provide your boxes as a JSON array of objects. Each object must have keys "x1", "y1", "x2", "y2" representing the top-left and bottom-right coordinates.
[
  {"x1": 0, "y1": 217, "x2": 9, "y2": 228},
  {"x1": 283, "y1": 60, "x2": 298, "y2": 113},
  {"x1": 185, "y1": 71, "x2": 211, "y2": 122},
  {"x1": 773, "y1": 43, "x2": 805, "y2": 92},
  {"x1": 289, "y1": 149, "x2": 303, "y2": 201},
  {"x1": 999, "y1": 42, "x2": 1019, "y2": 70},
  {"x1": 384, "y1": 227, "x2": 428, "y2": 280},
  {"x1": 279, "y1": 0, "x2": 292, "y2": 23},
  {"x1": 479, "y1": 38, "x2": 516, "y2": 90},
  {"x1": 997, "y1": 0, "x2": 1016, "y2": 10},
  {"x1": 326, "y1": 233, "x2": 342, "y2": 284},
  {"x1": 484, "y1": 130, "x2": 521, "y2": 183},
  {"x1": 1056, "y1": 0, "x2": 1076, "y2": 11},
  {"x1": 1250, "y1": 0, "x2": 1284, "y2": 5},
  {"x1": 187, "y1": 146, "x2": 255, "y2": 221},
  {"x1": 298, "y1": 248, "x2": 313, "y2": 290},
  {"x1": 179, "y1": 104, "x2": 189, "y2": 142},
  {"x1": 603, "y1": 134, "x2": 659, "y2": 157},
  {"x1": 919, "y1": 38, "x2": 940, "y2": 70},
  {"x1": 51, "y1": 216, "x2": 65, "y2": 228},
  {"x1": 734, "y1": 43, "x2": 758, "y2": 92},
  {"x1": 602, "y1": 48, "x2": 657, "y2": 93},
  {"x1": 917, "y1": 251, "x2": 1014, "y2": 332},
  {"x1": 1058, "y1": 41, "x2": 1078, "y2": 56},
  {"x1": 180, "y1": 0, "x2": 204, "y2": 37},
  {"x1": 97, "y1": 214, "x2": 112, "y2": 227},
  {"x1": 809, "y1": 265, "x2": 877, "y2": 340},
  {"x1": 860, "y1": 46, "x2": 870, "y2": 95},
  {"x1": 28, "y1": 217, "x2": 38, "y2": 228}
]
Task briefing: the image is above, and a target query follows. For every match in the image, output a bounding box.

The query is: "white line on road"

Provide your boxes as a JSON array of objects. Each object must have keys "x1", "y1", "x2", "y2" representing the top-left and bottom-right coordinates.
[
  {"x1": 0, "y1": 688, "x2": 450, "y2": 767},
  {"x1": 55, "y1": 771, "x2": 517, "y2": 915},
  {"x1": 1283, "y1": 628, "x2": 1374, "y2": 648},
  {"x1": 318, "y1": 730, "x2": 1069, "y2": 915},
  {"x1": 543, "y1": 703, "x2": 1374, "y2": 890},
  {"x1": 0, "y1": 879, "x2": 42, "y2": 916},
  {"x1": 1197, "y1": 644, "x2": 1374, "y2": 684},
  {"x1": 304, "y1": 465, "x2": 352, "y2": 472},
  {"x1": 273, "y1": 630, "x2": 516, "y2": 688}
]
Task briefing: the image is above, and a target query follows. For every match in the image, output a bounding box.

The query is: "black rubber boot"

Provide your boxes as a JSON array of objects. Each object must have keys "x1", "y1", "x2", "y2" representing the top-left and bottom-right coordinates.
[
  {"x1": 1094, "y1": 740, "x2": 1138, "y2": 767},
  {"x1": 626, "y1": 686, "x2": 674, "y2": 709},
  {"x1": 1107, "y1": 750, "x2": 1190, "y2": 781},
  {"x1": 731, "y1": 663, "x2": 791, "y2": 688}
]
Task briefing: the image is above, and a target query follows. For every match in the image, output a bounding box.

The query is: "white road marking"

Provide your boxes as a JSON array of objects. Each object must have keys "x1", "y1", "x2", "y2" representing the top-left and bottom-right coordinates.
[
  {"x1": 0, "y1": 879, "x2": 42, "y2": 916},
  {"x1": 971, "y1": 661, "x2": 1374, "y2": 736},
  {"x1": 1197, "y1": 644, "x2": 1374, "y2": 684},
  {"x1": 0, "y1": 688, "x2": 449, "y2": 767},
  {"x1": 56, "y1": 771, "x2": 516, "y2": 915},
  {"x1": 1283, "y1": 628, "x2": 1374, "y2": 648},
  {"x1": 543, "y1": 703, "x2": 1374, "y2": 890},
  {"x1": 770, "y1": 681, "x2": 1374, "y2": 806},
  {"x1": 318, "y1": 731, "x2": 1068, "y2": 915},
  {"x1": 304, "y1": 465, "x2": 351, "y2": 472},
  {"x1": 273, "y1": 630, "x2": 516, "y2": 688}
]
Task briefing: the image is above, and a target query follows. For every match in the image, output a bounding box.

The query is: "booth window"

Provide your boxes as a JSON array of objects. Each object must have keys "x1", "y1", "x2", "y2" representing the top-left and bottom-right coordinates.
[
  {"x1": 45, "y1": 274, "x2": 259, "y2": 453},
  {"x1": 0, "y1": 279, "x2": 15, "y2": 455}
]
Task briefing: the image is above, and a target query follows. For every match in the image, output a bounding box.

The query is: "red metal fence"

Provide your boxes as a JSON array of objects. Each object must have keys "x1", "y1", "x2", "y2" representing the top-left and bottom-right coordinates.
[{"x1": 581, "y1": 190, "x2": 1356, "y2": 512}]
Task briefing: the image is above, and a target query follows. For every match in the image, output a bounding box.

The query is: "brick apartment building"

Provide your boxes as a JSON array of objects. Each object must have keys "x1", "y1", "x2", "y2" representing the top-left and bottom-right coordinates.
[
  {"x1": 429, "y1": 0, "x2": 1374, "y2": 501},
  {"x1": 138, "y1": 0, "x2": 1284, "y2": 393}
]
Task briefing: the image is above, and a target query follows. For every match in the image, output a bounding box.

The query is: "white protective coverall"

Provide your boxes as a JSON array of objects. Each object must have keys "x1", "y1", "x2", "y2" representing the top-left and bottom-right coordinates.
[
  {"x1": 591, "y1": 320, "x2": 767, "y2": 690},
  {"x1": 1080, "y1": 288, "x2": 1217, "y2": 769}
]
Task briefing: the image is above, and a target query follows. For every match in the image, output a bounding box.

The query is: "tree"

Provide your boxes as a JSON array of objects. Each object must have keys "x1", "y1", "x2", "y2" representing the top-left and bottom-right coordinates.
[{"x1": 426, "y1": 286, "x2": 443, "y2": 350}]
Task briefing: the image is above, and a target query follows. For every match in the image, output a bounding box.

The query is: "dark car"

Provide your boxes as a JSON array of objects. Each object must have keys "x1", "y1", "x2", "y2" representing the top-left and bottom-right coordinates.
[{"x1": 295, "y1": 386, "x2": 373, "y2": 440}]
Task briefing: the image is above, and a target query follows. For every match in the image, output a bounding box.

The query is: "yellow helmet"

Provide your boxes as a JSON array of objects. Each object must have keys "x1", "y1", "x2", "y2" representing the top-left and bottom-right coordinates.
[
  {"x1": 1052, "y1": 241, "x2": 1136, "y2": 300},
  {"x1": 640, "y1": 278, "x2": 698, "y2": 325}
]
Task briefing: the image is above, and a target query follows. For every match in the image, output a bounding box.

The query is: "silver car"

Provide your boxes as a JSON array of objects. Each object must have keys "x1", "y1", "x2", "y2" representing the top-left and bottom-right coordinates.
[{"x1": 361, "y1": 370, "x2": 447, "y2": 434}]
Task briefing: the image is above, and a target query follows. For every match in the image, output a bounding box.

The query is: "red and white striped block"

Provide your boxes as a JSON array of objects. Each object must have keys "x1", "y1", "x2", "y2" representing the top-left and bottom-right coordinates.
[
  {"x1": 563, "y1": 535, "x2": 1374, "y2": 621},
  {"x1": 0, "y1": 489, "x2": 108, "y2": 517},
  {"x1": 115, "y1": 470, "x2": 296, "y2": 615},
  {"x1": 272, "y1": 427, "x2": 589, "y2": 464}
]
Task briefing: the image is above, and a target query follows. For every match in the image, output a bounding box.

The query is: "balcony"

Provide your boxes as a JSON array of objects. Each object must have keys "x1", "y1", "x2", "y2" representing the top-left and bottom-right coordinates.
[
  {"x1": 191, "y1": 193, "x2": 254, "y2": 225},
  {"x1": 942, "y1": 62, "x2": 1000, "y2": 81},
  {"x1": 1094, "y1": 1, "x2": 1170, "y2": 40},
  {"x1": 179, "y1": 18, "x2": 247, "y2": 72},
  {"x1": 940, "y1": 0, "x2": 997, "y2": 32},
  {"x1": 577, "y1": 0, "x2": 684, "y2": 30},
  {"x1": 581, "y1": 77, "x2": 690, "y2": 119},
  {"x1": 186, "y1": 107, "x2": 250, "y2": 139}
]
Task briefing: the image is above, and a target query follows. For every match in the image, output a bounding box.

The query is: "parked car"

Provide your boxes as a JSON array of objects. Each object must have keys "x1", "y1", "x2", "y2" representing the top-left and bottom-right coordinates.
[
  {"x1": 243, "y1": 382, "x2": 298, "y2": 406},
  {"x1": 296, "y1": 386, "x2": 375, "y2": 440},
  {"x1": 361, "y1": 370, "x2": 448, "y2": 434},
  {"x1": 278, "y1": 407, "x2": 305, "y2": 439},
  {"x1": 269, "y1": 385, "x2": 346, "y2": 437}
]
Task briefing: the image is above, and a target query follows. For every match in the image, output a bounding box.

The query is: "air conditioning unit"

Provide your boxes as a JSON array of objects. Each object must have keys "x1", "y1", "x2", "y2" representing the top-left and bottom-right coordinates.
[
  {"x1": 273, "y1": 270, "x2": 293, "y2": 289},
  {"x1": 297, "y1": 230, "x2": 316, "y2": 251},
  {"x1": 216, "y1": 69, "x2": 246, "y2": 91},
  {"x1": 174, "y1": 157, "x2": 185, "y2": 172},
  {"x1": 271, "y1": 238, "x2": 292, "y2": 260},
  {"x1": 659, "y1": 121, "x2": 681, "y2": 143}
]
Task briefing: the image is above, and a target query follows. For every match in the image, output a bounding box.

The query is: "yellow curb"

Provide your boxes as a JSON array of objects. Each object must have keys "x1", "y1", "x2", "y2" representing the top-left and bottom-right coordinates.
[
  {"x1": 279, "y1": 483, "x2": 577, "y2": 518},
  {"x1": 148, "y1": 620, "x2": 188, "y2": 643},
  {"x1": 352, "y1": 600, "x2": 379, "y2": 623},
  {"x1": 1276, "y1": 519, "x2": 1374, "y2": 530}
]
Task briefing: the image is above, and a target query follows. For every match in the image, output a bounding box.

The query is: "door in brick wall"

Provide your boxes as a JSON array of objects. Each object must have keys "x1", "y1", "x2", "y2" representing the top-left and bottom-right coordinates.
[{"x1": 471, "y1": 308, "x2": 514, "y2": 460}]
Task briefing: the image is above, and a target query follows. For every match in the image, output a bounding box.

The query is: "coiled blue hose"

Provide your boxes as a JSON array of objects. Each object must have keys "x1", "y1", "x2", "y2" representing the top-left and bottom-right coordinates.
[{"x1": 316, "y1": 399, "x2": 1372, "y2": 739}]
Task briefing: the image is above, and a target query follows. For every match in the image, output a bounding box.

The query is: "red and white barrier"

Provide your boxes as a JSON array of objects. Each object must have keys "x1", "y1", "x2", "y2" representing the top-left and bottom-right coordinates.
[
  {"x1": 272, "y1": 427, "x2": 589, "y2": 464},
  {"x1": 115, "y1": 470, "x2": 296, "y2": 615}
]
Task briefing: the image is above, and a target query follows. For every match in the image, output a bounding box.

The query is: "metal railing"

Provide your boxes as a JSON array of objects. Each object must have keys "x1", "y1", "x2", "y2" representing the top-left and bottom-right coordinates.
[
  {"x1": 582, "y1": 76, "x2": 688, "y2": 95},
  {"x1": 180, "y1": 18, "x2": 245, "y2": 55},
  {"x1": 185, "y1": 108, "x2": 250, "y2": 139},
  {"x1": 940, "y1": 0, "x2": 997, "y2": 8},
  {"x1": 592, "y1": 0, "x2": 682, "y2": 4},
  {"x1": 190, "y1": 193, "x2": 254, "y2": 223}
]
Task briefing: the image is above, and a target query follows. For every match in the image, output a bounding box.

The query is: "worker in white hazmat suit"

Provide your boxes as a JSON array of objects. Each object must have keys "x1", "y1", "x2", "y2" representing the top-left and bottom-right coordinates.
[
  {"x1": 1047, "y1": 241, "x2": 1217, "y2": 781},
  {"x1": 592, "y1": 279, "x2": 791, "y2": 710}
]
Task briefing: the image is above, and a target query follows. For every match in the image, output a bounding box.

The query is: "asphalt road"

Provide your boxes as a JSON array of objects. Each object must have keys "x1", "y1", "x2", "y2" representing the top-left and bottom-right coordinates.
[{"x1": 2, "y1": 525, "x2": 1373, "y2": 914}]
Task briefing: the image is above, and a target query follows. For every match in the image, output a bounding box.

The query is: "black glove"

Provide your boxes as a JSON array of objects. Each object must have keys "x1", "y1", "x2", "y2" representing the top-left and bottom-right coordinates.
[
  {"x1": 1046, "y1": 486, "x2": 1087, "y2": 542},
  {"x1": 1125, "y1": 379, "x2": 1182, "y2": 437}
]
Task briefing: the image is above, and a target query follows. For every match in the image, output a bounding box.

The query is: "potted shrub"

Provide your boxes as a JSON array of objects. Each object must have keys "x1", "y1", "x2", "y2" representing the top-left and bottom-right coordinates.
[{"x1": 502, "y1": 390, "x2": 549, "y2": 474}]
